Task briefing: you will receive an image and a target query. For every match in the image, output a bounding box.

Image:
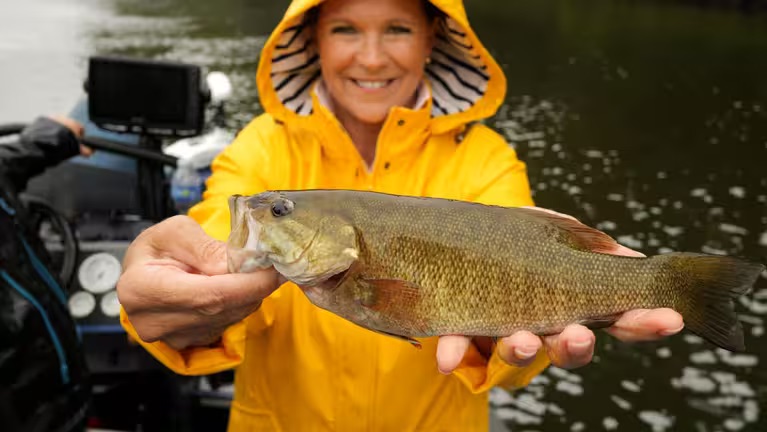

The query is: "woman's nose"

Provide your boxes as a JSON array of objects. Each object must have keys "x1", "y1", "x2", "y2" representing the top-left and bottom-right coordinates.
[{"x1": 357, "y1": 35, "x2": 387, "y2": 70}]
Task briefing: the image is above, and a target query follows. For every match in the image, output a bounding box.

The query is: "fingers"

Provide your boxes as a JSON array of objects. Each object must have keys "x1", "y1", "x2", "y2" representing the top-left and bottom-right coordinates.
[
  {"x1": 542, "y1": 324, "x2": 596, "y2": 369},
  {"x1": 436, "y1": 335, "x2": 472, "y2": 374},
  {"x1": 125, "y1": 215, "x2": 229, "y2": 276},
  {"x1": 606, "y1": 308, "x2": 684, "y2": 342},
  {"x1": 79, "y1": 144, "x2": 94, "y2": 157},
  {"x1": 497, "y1": 331, "x2": 543, "y2": 367}
]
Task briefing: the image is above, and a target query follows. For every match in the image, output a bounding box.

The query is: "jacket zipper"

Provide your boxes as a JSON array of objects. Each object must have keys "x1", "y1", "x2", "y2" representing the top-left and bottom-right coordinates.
[{"x1": 1, "y1": 270, "x2": 70, "y2": 385}]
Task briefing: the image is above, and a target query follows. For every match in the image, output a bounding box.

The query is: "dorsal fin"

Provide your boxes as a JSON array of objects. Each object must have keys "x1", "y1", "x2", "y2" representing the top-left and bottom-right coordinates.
[{"x1": 513, "y1": 207, "x2": 623, "y2": 254}]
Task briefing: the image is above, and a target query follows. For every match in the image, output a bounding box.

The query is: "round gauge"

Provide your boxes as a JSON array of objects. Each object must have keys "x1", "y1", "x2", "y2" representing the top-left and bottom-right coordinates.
[
  {"x1": 78, "y1": 253, "x2": 122, "y2": 294},
  {"x1": 68, "y1": 291, "x2": 96, "y2": 319},
  {"x1": 100, "y1": 290, "x2": 121, "y2": 318}
]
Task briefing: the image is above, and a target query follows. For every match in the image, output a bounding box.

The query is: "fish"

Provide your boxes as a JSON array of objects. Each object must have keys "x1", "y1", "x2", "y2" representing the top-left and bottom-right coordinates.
[{"x1": 226, "y1": 190, "x2": 764, "y2": 352}]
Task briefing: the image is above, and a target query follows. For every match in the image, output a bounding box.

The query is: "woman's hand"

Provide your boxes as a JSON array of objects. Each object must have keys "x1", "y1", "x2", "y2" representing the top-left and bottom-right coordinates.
[
  {"x1": 435, "y1": 208, "x2": 685, "y2": 374},
  {"x1": 117, "y1": 215, "x2": 281, "y2": 350}
]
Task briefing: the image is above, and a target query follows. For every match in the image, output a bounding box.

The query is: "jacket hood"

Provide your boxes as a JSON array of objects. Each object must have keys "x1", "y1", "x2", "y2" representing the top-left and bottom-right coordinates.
[{"x1": 256, "y1": 0, "x2": 506, "y2": 134}]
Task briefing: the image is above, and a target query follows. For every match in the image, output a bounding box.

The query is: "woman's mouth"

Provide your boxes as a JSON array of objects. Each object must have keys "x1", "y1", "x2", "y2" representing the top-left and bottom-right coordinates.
[{"x1": 352, "y1": 79, "x2": 394, "y2": 90}]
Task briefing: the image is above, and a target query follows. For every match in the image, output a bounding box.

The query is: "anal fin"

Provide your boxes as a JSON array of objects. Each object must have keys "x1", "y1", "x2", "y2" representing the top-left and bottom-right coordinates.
[
  {"x1": 370, "y1": 328, "x2": 422, "y2": 349},
  {"x1": 579, "y1": 313, "x2": 621, "y2": 330}
]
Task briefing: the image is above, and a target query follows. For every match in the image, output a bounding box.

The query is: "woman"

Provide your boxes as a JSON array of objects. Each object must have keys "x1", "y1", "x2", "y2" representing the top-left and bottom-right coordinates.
[{"x1": 117, "y1": 0, "x2": 683, "y2": 430}]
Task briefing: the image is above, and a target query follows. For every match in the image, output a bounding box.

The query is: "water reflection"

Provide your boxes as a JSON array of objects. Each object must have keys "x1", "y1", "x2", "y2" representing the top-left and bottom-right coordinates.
[{"x1": 485, "y1": 0, "x2": 766, "y2": 428}]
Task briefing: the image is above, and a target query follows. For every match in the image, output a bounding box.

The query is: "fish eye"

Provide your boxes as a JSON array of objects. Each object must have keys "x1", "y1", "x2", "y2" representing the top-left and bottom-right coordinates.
[{"x1": 271, "y1": 199, "x2": 294, "y2": 217}]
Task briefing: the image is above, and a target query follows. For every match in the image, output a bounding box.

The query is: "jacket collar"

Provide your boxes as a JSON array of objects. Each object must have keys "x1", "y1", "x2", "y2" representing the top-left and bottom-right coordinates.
[{"x1": 302, "y1": 84, "x2": 433, "y2": 171}]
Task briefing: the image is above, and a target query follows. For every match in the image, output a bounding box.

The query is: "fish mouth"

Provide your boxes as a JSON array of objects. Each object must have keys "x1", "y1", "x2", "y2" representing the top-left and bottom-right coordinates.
[{"x1": 227, "y1": 195, "x2": 269, "y2": 273}]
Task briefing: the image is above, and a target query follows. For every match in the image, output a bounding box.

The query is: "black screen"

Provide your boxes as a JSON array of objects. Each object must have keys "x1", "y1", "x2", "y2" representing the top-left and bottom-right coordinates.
[{"x1": 87, "y1": 57, "x2": 203, "y2": 136}]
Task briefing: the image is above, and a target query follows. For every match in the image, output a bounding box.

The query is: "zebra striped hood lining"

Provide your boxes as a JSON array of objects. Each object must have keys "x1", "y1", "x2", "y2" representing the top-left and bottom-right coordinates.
[{"x1": 260, "y1": 0, "x2": 506, "y2": 130}]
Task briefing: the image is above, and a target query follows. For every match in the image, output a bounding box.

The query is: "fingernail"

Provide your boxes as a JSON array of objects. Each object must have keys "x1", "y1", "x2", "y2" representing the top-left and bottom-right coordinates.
[
  {"x1": 514, "y1": 346, "x2": 538, "y2": 359},
  {"x1": 567, "y1": 339, "x2": 592, "y2": 355},
  {"x1": 658, "y1": 324, "x2": 684, "y2": 337}
]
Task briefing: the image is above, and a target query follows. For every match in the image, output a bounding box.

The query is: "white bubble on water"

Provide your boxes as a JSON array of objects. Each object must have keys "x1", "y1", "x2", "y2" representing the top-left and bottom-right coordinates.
[
  {"x1": 724, "y1": 418, "x2": 745, "y2": 431},
  {"x1": 701, "y1": 245, "x2": 727, "y2": 255},
  {"x1": 656, "y1": 347, "x2": 671, "y2": 358},
  {"x1": 638, "y1": 411, "x2": 674, "y2": 432},
  {"x1": 489, "y1": 388, "x2": 514, "y2": 406},
  {"x1": 548, "y1": 403, "x2": 565, "y2": 416},
  {"x1": 603, "y1": 417, "x2": 619, "y2": 430},
  {"x1": 663, "y1": 226, "x2": 684, "y2": 237},
  {"x1": 719, "y1": 223, "x2": 747, "y2": 235},
  {"x1": 759, "y1": 232, "x2": 767, "y2": 246},
  {"x1": 597, "y1": 221, "x2": 617, "y2": 231},
  {"x1": 571, "y1": 421, "x2": 586, "y2": 432},
  {"x1": 729, "y1": 186, "x2": 745, "y2": 198},
  {"x1": 672, "y1": 367, "x2": 716, "y2": 393},
  {"x1": 586, "y1": 150, "x2": 603, "y2": 158},
  {"x1": 549, "y1": 367, "x2": 582, "y2": 383},
  {"x1": 607, "y1": 193, "x2": 624, "y2": 202},
  {"x1": 658, "y1": 247, "x2": 674, "y2": 254},
  {"x1": 684, "y1": 334, "x2": 704, "y2": 344},
  {"x1": 555, "y1": 380, "x2": 584, "y2": 396},
  {"x1": 513, "y1": 393, "x2": 547, "y2": 416},
  {"x1": 744, "y1": 399, "x2": 759, "y2": 422},
  {"x1": 633, "y1": 211, "x2": 649, "y2": 222},
  {"x1": 621, "y1": 380, "x2": 641, "y2": 393},
  {"x1": 691, "y1": 188, "x2": 707, "y2": 197},
  {"x1": 494, "y1": 407, "x2": 542, "y2": 425},
  {"x1": 690, "y1": 350, "x2": 717, "y2": 365},
  {"x1": 617, "y1": 235, "x2": 642, "y2": 249},
  {"x1": 711, "y1": 371, "x2": 736, "y2": 384},
  {"x1": 611, "y1": 395, "x2": 632, "y2": 410}
]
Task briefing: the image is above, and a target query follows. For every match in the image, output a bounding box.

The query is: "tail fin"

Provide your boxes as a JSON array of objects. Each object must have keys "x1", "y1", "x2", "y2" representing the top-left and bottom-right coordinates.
[{"x1": 664, "y1": 253, "x2": 764, "y2": 352}]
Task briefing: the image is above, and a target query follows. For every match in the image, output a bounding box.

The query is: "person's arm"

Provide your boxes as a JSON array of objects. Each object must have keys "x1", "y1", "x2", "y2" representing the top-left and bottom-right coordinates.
[
  {"x1": 0, "y1": 117, "x2": 86, "y2": 194},
  {"x1": 437, "y1": 126, "x2": 683, "y2": 393},
  {"x1": 118, "y1": 115, "x2": 285, "y2": 375}
]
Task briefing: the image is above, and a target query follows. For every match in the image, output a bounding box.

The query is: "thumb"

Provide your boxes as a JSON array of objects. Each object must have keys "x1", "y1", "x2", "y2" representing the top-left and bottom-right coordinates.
[{"x1": 128, "y1": 216, "x2": 230, "y2": 276}]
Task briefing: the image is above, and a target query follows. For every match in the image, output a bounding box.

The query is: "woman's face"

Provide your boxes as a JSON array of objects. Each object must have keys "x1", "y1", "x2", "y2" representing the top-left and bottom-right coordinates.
[{"x1": 315, "y1": 0, "x2": 435, "y2": 126}]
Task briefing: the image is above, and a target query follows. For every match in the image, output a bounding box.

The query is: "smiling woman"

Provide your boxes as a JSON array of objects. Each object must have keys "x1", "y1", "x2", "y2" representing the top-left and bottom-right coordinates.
[{"x1": 116, "y1": 0, "x2": 685, "y2": 430}]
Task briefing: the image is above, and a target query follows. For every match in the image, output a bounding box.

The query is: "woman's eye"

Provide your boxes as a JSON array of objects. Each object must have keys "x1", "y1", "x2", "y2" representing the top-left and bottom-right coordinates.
[
  {"x1": 330, "y1": 25, "x2": 356, "y2": 35},
  {"x1": 387, "y1": 25, "x2": 412, "y2": 35}
]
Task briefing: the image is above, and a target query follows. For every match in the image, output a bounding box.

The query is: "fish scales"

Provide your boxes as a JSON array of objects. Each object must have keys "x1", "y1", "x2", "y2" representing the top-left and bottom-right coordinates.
[{"x1": 308, "y1": 191, "x2": 658, "y2": 335}]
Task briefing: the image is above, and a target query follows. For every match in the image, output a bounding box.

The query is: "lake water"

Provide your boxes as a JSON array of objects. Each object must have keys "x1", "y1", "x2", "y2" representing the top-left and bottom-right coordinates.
[{"x1": 1, "y1": 0, "x2": 765, "y2": 430}]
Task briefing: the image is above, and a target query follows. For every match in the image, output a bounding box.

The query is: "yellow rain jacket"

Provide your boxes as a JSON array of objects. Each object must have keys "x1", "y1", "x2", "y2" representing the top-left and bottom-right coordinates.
[{"x1": 122, "y1": 0, "x2": 551, "y2": 430}]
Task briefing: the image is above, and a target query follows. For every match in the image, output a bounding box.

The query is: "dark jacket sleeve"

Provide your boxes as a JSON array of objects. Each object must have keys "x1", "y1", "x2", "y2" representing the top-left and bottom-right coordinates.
[{"x1": 0, "y1": 117, "x2": 81, "y2": 194}]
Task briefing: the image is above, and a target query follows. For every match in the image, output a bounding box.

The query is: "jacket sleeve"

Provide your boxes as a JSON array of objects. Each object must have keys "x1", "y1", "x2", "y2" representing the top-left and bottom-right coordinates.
[
  {"x1": 450, "y1": 125, "x2": 551, "y2": 393},
  {"x1": 0, "y1": 117, "x2": 81, "y2": 194},
  {"x1": 119, "y1": 115, "x2": 283, "y2": 375}
]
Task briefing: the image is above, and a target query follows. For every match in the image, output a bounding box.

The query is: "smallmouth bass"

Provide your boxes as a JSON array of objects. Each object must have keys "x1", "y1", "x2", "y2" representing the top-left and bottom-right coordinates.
[{"x1": 227, "y1": 190, "x2": 764, "y2": 352}]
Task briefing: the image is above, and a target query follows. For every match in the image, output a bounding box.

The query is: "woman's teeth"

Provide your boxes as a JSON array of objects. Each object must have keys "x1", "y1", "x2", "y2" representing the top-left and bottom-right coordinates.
[{"x1": 355, "y1": 80, "x2": 389, "y2": 89}]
